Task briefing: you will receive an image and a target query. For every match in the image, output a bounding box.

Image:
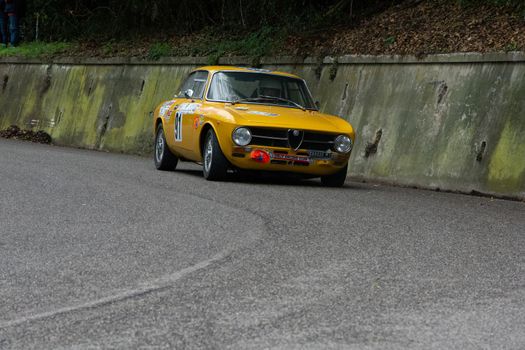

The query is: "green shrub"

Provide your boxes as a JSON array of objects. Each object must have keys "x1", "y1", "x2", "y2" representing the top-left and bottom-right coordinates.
[{"x1": 148, "y1": 43, "x2": 172, "y2": 60}]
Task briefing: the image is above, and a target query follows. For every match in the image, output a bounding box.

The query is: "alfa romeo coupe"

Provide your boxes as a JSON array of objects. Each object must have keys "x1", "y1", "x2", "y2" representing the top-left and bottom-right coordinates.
[{"x1": 153, "y1": 66, "x2": 355, "y2": 187}]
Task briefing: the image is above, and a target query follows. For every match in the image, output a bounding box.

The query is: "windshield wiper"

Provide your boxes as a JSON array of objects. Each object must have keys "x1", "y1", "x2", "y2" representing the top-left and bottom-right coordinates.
[
  {"x1": 230, "y1": 97, "x2": 267, "y2": 105},
  {"x1": 230, "y1": 96, "x2": 306, "y2": 111},
  {"x1": 258, "y1": 95, "x2": 306, "y2": 111}
]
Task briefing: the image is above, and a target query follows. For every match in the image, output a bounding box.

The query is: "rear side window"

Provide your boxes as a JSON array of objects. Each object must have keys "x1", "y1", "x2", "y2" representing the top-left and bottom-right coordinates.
[{"x1": 178, "y1": 71, "x2": 209, "y2": 99}]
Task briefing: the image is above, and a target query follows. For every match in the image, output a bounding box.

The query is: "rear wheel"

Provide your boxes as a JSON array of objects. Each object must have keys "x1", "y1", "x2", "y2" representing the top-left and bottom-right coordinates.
[
  {"x1": 154, "y1": 125, "x2": 178, "y2": 171},
  {"x1": 321, "y1": 165, "x2": 348, "y2": 187},
  {"x1": 202, "y1": 128, "x2": 229, "y2": 180}
]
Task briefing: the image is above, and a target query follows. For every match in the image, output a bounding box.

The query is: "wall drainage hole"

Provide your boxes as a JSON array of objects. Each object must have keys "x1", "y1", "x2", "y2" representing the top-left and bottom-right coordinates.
[
  {"x1": 476, "y1": 141, "x2": 487, "y2": 162},
  {"x1": 437, "y1": 82, "x2": 448, "y2": 105},
  {"x1": 2, "y1": 75, "x2": 8, "y2": 92},
  {"x1": 365, "y1": 129, "x2": 383, "y2": 158}
]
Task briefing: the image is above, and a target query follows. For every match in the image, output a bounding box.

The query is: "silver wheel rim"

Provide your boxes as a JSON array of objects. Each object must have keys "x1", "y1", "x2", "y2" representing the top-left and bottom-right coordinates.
[
  {"x1": 204, "y1": 137, "x2": 213, "y2": 173},
  {"x1": 155, "y1": 130, "x2": 164, "y2": 163}
]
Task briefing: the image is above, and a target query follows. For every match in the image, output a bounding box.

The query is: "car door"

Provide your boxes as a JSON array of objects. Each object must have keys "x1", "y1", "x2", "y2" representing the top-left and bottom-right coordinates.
[{"x1": 170, "y1": 71, "x2": 209, "y2": 154}]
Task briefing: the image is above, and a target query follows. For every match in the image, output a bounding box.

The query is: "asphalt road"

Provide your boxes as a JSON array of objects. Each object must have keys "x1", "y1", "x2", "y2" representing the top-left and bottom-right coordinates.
[{"x1": 0, "y1": 138, "x2": 524, "y2": 350}]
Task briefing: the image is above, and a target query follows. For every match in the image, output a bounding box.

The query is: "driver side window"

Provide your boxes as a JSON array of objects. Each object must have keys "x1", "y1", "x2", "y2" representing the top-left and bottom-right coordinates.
[{"x1": 177, "y1": 71, "x2": 209, "y2": 99}]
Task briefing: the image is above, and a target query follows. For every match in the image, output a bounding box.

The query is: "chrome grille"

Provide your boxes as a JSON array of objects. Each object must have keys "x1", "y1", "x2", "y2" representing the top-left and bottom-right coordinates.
[
  {"x1": 303, "y1": 131, "x2": 335, "y2": 151},
  {"x1": 250, "y1": 128, "x2": 288, "y2": 148},
  {"x1": 249, "y1": 127, "x2": 335, "y2": 151}
]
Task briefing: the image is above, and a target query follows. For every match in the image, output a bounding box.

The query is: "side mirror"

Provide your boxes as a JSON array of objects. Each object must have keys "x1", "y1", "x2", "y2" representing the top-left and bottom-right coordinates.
[
  {"x1": 315, "y1": 101, "x2": 321, "y2": 109},
  {"x1": 184, "y1": 89, "x2": 194, "y2": 99}
]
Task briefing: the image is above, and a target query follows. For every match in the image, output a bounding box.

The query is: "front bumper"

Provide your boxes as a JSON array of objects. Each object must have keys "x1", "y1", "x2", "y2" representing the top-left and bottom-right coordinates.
[{"x1": 225, "y1": 145, "x2": 350, "y2": 176}]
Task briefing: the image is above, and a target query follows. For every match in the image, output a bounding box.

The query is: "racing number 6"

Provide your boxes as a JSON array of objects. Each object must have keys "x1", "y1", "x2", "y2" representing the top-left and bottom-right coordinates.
[{"x1": 174, "y1": 112, "x2": 183, "y2": 142}]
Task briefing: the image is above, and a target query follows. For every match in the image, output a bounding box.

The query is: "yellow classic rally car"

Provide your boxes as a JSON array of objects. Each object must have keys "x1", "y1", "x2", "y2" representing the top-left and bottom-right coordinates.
[{"x1": 153, "y1": 66, "x2": 355, "y2": 187}]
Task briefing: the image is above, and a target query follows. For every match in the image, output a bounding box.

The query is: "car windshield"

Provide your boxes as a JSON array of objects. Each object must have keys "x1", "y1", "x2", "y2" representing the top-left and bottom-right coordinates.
[{"x1": 207, "y1": 71, "x2": 317, "y2": 110}]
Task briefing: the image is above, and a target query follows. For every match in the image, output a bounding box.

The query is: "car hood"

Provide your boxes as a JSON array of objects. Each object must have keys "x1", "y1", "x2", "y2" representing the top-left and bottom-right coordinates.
[{"x1": 224, "y1": 104, "x2": 354, "y2": 135}]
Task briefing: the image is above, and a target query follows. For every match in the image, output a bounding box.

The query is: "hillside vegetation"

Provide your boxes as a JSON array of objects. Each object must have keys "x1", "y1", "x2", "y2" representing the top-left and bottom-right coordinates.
[{"x1": 7, "y1": 0, "x2": 525, "y2": 59}]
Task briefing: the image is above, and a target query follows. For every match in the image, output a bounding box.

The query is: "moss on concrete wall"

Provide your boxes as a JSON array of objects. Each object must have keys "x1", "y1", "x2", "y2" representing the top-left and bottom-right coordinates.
[
  {"x1": 0, "y1": 54, "x2": 524, "y2": 199},
  {"x1": 0, "y1": 63, "x2": 194, "y2": 155}
]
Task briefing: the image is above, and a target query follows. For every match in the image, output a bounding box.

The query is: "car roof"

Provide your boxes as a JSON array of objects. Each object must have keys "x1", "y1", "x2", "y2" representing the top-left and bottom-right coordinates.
[{"x1": 194, "y1": 66, "x2": 302, "y2": 79}]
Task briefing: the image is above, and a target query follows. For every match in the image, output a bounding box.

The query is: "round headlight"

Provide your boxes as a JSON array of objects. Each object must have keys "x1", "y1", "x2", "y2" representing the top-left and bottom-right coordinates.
[
  {"x1": 232, "y1": 127, "x2": 252, "y2": 146},
  {"x1": 334, "y1": 135, "x2": 353, "y2": 153}
]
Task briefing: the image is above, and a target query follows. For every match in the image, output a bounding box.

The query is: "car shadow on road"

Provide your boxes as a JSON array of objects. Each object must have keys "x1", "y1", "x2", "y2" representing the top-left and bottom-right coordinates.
[{"x1": 174, "y1": 168, "x2": 365, "y2": 190}]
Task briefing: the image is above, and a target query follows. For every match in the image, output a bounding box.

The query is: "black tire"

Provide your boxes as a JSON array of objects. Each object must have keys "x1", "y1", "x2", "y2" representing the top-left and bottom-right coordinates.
[
  {"x1": 321, "y1": 165, "x2": 348, "y2": 187},
  {"x1": 202, "y1": 128, "x2": 229, "y2": 180},
  {"x1": 154, "y1": 125, "x2": 178, "y2": 171}
]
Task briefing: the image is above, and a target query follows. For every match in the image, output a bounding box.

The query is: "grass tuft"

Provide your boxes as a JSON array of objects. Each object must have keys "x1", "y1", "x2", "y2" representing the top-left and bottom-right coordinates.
[{"x1": 0, "y1": 42, "x2": 70, "y2": 58}]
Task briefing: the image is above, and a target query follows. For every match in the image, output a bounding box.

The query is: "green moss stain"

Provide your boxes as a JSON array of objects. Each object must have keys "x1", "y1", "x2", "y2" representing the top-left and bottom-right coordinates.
[
  {"x1": 92, "y1": 65, "x2": 192, "y2": 154},
  {"x1": 49, "y1": 66, "x2": 108, "y2": 148},
  {"x1": 488, "y1": 121, "x2": 525, "y2": 193},
  {"x1": 431, "y1": 115, "x2": 476, "y2": 181}
]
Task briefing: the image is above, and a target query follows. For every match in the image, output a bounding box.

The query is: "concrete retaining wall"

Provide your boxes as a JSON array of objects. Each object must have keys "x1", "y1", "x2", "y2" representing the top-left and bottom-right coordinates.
[{"x1": 1, "y1": 53, "x2": 524, "y2": 199}]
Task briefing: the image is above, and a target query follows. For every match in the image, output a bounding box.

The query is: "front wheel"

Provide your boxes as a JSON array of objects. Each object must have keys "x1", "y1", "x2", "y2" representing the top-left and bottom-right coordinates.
[
  {"x1": 154, "y1": 125, "x2": 178, "y2": 171},
  {"x1": 202, "y1": 129, "x2": 229, "y2": 181},
  {"x1": 321, "y1": 165, "x2": 348, "y2": 187}
]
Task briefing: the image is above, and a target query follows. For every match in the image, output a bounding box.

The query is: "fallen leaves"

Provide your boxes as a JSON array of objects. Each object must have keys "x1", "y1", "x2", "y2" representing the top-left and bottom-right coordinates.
[
  {"x1": 283, "y1": 0, "x2": 525, "y2": 56},
  {"x1": 0, "y1": 125, "x2": 52, "y2": 144}
]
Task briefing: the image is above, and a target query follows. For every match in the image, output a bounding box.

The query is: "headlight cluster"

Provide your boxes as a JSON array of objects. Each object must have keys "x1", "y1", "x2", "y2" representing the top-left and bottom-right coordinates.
[
  {"x1": 232, "y1": 127, "x2": 252, "y2": 146},
  {"x1": 334, "y1": 135, "x2": 353, "y2": 153}
]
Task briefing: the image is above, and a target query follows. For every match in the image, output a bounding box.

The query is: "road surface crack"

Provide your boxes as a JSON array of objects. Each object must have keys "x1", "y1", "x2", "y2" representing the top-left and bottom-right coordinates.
[{"x1": 0, "y1": 251, "x2": 232, "y2": 330}]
